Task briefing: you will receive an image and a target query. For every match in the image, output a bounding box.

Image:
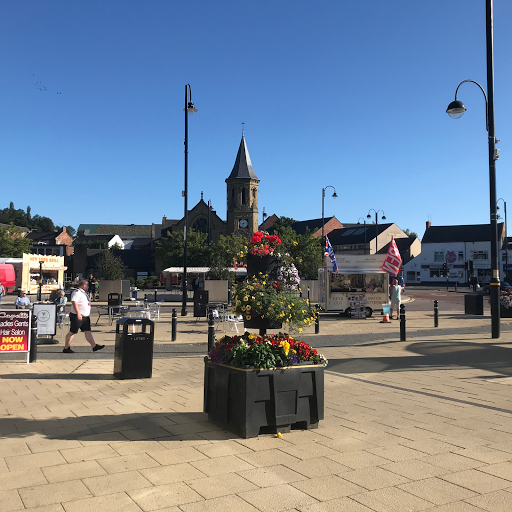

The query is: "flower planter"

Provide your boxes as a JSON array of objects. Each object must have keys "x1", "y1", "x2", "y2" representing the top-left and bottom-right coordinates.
[
  {"x1": 500, "y1": 306, "x2": 512, "y2": 318},
  {"x1": 244, "y1": 315, "x2": 282, "y2": 331},
  {"x1": 204, "y1": 361, "x2": 324, "y2": 438},
  {"x1": 247, "y1": 254, "x2": 279, "y2": 279}
]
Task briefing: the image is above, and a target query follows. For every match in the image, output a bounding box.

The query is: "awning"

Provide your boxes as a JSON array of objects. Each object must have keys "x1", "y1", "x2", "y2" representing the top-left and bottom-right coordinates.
[{"x1": 41, "y1": 266, "x2": 67, "y2": 271}]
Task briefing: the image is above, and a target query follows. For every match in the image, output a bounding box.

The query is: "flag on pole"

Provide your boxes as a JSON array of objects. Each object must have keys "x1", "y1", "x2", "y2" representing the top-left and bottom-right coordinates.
[
  {"x1": 381, "y1": 237, "x2": 402, "y2": 276},
  {"x1": 325, "y1": 236, "x2": 338, "y2": 273}
]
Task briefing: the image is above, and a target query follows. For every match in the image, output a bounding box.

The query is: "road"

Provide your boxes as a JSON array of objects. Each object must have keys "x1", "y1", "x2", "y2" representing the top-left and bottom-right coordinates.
[{"x1": 404, "y1": 287, "x2": 479, "y2": 312}]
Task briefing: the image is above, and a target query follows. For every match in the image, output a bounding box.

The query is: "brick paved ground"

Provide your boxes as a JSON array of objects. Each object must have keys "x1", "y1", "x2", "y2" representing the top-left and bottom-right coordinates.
[{"x1": 2, "y1": 303, "x2": 512, "y2": 510}]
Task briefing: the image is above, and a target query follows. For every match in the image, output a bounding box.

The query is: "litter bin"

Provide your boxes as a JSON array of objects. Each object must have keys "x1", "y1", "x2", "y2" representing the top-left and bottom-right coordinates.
[
  {"x1": 194, "y1": 290, "x2": 209, "y2": 318},
  {"x1": 114, "y1": 318, "x2": 155, "y2": 379},
  {"x1": 465, "y1": 293, "x2": 483, "y2": 315},
  {"x1": 108, "y1": 293, "x2": 123, "y2": 306}
]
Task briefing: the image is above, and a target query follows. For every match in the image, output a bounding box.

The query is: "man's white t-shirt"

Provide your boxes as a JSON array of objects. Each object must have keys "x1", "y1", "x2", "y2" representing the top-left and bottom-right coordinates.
[{"x1": 71, "y1": 288, "x2": 91, "y2": 316}]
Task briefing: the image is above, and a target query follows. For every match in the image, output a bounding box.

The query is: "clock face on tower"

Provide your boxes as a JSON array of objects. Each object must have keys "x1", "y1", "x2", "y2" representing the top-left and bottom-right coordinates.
[{"x1": 238, "y1": 219, "x2": 249, "y2": 229}]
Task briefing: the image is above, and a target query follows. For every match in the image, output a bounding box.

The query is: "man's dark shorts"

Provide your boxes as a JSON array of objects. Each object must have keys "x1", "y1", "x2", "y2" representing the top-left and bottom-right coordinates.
[{"x1": 69, "y1": 313, "x2": 92, "y2": 334}]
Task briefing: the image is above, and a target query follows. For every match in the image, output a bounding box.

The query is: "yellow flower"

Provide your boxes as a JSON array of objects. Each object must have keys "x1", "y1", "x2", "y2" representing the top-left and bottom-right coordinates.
[
  {"x1": 262, "y1": 281, "x2": 266, "y2": 285},
  {"x1": 298, "y1": 328, "x2": 303, "y2": 333},
  {"x1": 248, "y1": 333, "x2": 256, "y2": 340},
  {"x1": 244, "y1": 296, "x2": 249, "y2": 301},
  {"x1": 293, "y1": 241, "x2": 298, "y2": 246},
  {"x1": 245, "y1": 315, "x2": 251, "y2": 320},
  {"x1": 279, "y1": 341, "x2": 290, "y2": 356}
]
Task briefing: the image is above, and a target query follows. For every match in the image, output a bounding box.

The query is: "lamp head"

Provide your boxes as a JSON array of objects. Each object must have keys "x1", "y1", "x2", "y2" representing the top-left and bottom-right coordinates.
[
  {"x1": 382, "y1": 215, "x2": 386, "y2": 220},
  {"x1": 366, "y1": 214, "x2": 371, "y2": 219},
  {"x1": 446, "y1": 100, "x2": 466, "y2": 119},
  {"x1": 332, "y1": 191, "x2": 338, "y2": 198},
  {"x1": 186, "y1": 101, "x2": 198, "y2": 115}
]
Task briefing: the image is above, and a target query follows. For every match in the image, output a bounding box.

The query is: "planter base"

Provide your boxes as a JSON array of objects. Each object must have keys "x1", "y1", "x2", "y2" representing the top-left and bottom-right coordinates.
[{"x1": 204, "y1": 362, "x2": 324, "y2": 438}]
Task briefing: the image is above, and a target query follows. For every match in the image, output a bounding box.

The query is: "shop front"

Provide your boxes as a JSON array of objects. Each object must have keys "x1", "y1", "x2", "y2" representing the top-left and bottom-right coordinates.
[{"x1": 22, "y1": 254, "x2": 66, "y2": 295}]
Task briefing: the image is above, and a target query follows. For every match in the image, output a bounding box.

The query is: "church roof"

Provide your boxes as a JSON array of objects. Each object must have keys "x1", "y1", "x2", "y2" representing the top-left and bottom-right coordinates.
[{"x1": 226, "y1": 134, "x2": 259, "y2": 181}]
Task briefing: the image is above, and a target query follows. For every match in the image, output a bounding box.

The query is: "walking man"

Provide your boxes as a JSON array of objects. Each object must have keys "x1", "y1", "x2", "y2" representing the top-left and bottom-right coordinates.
[
  {"x1": 0, "y1": 280, "x2": 4, "y2": 304},
  {"x1": 389, "y1": 277, "x2": 402, "y2": 320},
  {"x1": 64, "y1": 278, "x2": 104, "y2": 353}
]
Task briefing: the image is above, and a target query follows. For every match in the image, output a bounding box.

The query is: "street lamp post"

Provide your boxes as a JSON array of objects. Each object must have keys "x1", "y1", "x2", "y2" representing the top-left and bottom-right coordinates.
[
  {"x1": 181, "y1": 84, "x2": 198, "y2": 316},
  {"x1": 366, "y1": 209, "x2": 386, "y2": 254},
  {"x1": 356, "y1": 217, "x2": 367, "y2": 254},
  {"x1": 445, "y1": 0, "x2": 500, "y2": 338},
  {"x1": 498, "y1": 198, "x2": 508, "y2": 275},
  {"x1": 321, "y1": 186, "x2": 337, "y2": 249}
]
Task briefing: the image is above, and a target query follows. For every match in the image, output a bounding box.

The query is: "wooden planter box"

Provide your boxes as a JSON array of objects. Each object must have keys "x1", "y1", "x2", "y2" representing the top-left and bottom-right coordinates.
[{"x1": 204, "y1": 361, "x2": 324, "y2": 438}]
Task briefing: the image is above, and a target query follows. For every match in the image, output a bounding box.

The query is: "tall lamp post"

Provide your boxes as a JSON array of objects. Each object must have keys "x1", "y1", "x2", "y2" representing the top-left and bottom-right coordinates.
[
  {"x1": 445, "y1": 1, "x2": 500, "y2": 338},
  {"x1": 367, "y1": 209, "x2": 386, "y2": 254},
  {"x1": 181, "y1": 84, "x2": 198, "y2": 316},
  {"x1": 321, "y1": 186, "x2": 338, "y2": 248},
  {"x1": 356, "y1": 217, "x2": 367, "y2": 254},
  {"x1": 498, "y1": 198, "x2": 508, "y2": 274}
]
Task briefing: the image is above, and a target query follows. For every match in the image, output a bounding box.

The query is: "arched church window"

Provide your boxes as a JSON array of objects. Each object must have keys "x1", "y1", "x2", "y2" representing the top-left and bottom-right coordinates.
[
  {"x1": 242, "y1": 188, "x2": 246, "y2": 205},
  {"x1": 192, "y1": 217, "x2": 208, "y2": 233}
]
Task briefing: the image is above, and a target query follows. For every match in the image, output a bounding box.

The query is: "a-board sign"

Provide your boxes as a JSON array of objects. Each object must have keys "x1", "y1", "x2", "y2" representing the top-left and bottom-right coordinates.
[
  {"x1": 0, "y1": 310, "x2": 31, "y2": 352},
  {"x1": 33, "y1": 303, "x2": 57, "y2": 336}
]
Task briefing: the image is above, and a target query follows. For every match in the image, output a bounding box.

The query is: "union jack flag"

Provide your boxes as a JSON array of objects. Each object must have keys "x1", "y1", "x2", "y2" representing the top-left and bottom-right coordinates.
[{"x1": 325, "y1": 236, "x2": 338, "y2": 273}]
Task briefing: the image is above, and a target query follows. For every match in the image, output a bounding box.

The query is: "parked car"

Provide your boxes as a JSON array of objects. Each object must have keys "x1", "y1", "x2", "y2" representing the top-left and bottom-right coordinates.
[{"x1": 482, "y1": 281, "x2": 512, "y2": 294}]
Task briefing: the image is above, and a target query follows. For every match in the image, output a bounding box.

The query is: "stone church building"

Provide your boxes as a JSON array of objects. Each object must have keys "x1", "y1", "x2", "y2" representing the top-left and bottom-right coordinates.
[{"x1": 161, "y1": 133, "x2": 260, "y2": 242}]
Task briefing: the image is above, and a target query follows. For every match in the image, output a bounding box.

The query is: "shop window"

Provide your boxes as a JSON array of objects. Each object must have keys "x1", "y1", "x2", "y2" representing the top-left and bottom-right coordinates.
[
  {"x1": 474, "y1": 251, "x2": 488, "y2": 260},
  {"x1": 458, "y1": 271, "x2": 464, "y2": 278},
  {"x1": 430, "y1": 269, "x2": 441, "y2": 278},
  {"x1": 458, "y1": 252, "x2": 464, "y2": 260},
  {"x1": 434, "y1": 252, "x2": 444, "y2": 262}
]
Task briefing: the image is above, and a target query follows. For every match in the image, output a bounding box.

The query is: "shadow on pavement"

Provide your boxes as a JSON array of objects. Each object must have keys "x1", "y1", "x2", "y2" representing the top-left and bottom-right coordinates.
[
  {"x1": 0, "y1": 412, "x2": 217, "y2": 441},
  {"x1": 327, "y1": 340, "x2": 512, "y2": 377}
]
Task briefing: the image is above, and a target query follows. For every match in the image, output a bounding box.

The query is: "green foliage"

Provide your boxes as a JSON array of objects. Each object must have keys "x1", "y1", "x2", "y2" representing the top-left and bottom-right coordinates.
[
  {"x1": 403, "y1": 228, "x2": 418, "y2": 239},
  {"x1": 0, "y1": 202, "x2": 72, "y2": 234},
  {"x1": 155, "y1": 229, "x2": 210, "y2": 267},
  {"x1": 209, "y1": 233, "x2": 248, "y2": 281},
  {"x1": 95, "y1": 249, "x2": 126, "y2": 280},
  {"x1": 270, "y1": 216, "x2": 295, "y2": 233},
  {"x1": 231, "y1": 340, "x2": 277, "y2": 369},
  {"x1": 0, "y1": 223, "x2": 31, "y2": 257}
]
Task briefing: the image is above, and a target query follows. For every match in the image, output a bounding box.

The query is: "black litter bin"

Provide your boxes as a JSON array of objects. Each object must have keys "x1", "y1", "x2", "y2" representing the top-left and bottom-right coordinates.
[
  {"x1": 465, "y1": 293, "x2": 484, "y2": 315},
  {"x1": 108, "y1": 293, "x2": 123, "y2": 306},
  {"x1": 194, "y1": 290, "x2": 209, "y2": 318},
  {"x1": 114, "y1": 318, "x2": 155, "y2": 379}
]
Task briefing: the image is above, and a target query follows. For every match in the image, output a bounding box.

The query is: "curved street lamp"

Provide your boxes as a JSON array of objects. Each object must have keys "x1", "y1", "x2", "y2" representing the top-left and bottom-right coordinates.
[
  {"x1": 367, "y1": 209, "x2": 386, "y2": 254},
  {"x1": 322, "y1": 186, "x2": 338, "y2": 248},
  {"x1": 181, "y1": 84, "x2": 198, "y2": 316},
  {"x1": 357, "y1": 217, "x2": 367, "y2": 254}
]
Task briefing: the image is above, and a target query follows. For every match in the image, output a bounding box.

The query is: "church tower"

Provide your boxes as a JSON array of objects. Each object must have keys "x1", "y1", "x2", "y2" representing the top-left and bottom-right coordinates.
[{"x1": 226, "y1": 134, "x2": 260, "y2": 235}]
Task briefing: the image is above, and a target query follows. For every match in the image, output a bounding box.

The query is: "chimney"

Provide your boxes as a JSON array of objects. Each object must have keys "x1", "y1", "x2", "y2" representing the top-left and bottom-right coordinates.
[
  {"x1": 426, "y1": 221, "x2": 431, "y2": 230},
  {"x1": 62, "y1": 226, "x2": 67, "y2": 233}
]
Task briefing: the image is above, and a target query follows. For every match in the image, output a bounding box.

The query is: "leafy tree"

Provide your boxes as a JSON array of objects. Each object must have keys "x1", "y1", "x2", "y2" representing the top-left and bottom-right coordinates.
[
  {"x1": 95, "y1": 249, "x2": 126, "y2": 280},
  {"x1": 270, "y1": 216, "x2": 295, "y2": 233},
  {"x1": 31, "y1": 215, "x2": 54, "y2": 232},
  {"x1": 155, "y1": 229, "x2": 210, "y2": 268},
  {"x1": 209, "y1": 233, "x2": 248, "y2": 280},
  {"x1": 403, "y1": 228, "x2": 418, "y2": 239},
  {"x1": 0, "y1": 223, "x2": 31, "y2": 257}
]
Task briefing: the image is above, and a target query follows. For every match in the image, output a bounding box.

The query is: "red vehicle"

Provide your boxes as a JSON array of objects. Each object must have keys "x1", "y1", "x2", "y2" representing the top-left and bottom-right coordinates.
[{"x1": 0, "y1": 263, "x2": 16, "y2": 293}]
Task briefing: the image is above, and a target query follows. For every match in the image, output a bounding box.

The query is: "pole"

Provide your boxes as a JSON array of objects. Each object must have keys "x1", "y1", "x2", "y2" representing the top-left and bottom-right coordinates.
[
  {"x1": 207, "y1": 312, "x2": 215, "y2": 351},
  {"x1": 487, "y1": 0, "x2": 500, "y2": 338},
  {"x1": 364, "y1": 220, "x2": 367, "y2": 254},
  {"x1": 29, "y1": 314, "x2": 37, "y2": 363},
  {"x1": 171, "y1": 308, "x2": 177, "y2": 341},
  {"x1": 399, "y1": 304, "x2": 406, "y2": 341},
  {"x1": 207, "y1": 200, "x2": 211, "y2": 245},
  {"x1": 315, "y1": 306, "x2": 320, "y2": 334},
  {"x1": 37, "y1": 261, "x2": 43, "y2": 302},
  {"x1": 375, "y1": 212, "x2": 378, "y2": 254},
  {"x1": 505, "y1": 201, "x2": 509, "y2": 276},
  {"x1": 434, "y1": 300, "x2": 439, "y2": 327},
  {"x1": 321, "y1": 188, "x2": 325, "y2": 248},
  {"x1": 182, "y1": 84, "x2": 189, "y2": 316}
]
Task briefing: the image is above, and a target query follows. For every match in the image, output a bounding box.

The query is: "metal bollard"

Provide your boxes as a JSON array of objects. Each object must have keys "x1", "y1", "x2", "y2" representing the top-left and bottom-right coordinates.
[
  {"x1": 434, "y1": 300, "x2": 439, "y2": 327},
  {"x1": 399, "y1": 304, "x2": 406, "y2": 341},
  {"x1": 455, "y1": 281, "x2": 458, "y2": 292},
  {"x1": 207, "y1": 312, "x2": 215, "y2": 352},
  {"x1": 154, "y1": 288, "x2": 157, "y2": 302},
  {"x1": 171, "y1": 308, "x2": 177, "y2": 341},
  {"x1": 29, "y1": 314, "x2": 37, "y2": 363},
  {"x1": 315, "y1": 306, "x2": 320, "y2": 334}
]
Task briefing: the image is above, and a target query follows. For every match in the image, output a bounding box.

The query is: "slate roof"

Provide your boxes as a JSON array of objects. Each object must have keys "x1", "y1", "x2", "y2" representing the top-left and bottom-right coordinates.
[
  {"x1": 226, "y1": 135, "x2": 259, "y2": 180},
  {"x1": 74, "y1": 234, "x2": 116, "y2": 243},
  {"x1": 26, "y1": 231, "x2": 58, "y2": 241},
  {"x1": 291, "y1": 217, "x2": 336, "y2": 236},
  {"x1": 77, "y1": 224, "x2": 153, "y2": 236},
  {"x1": 421, "y1": 223, "x2": 504, "y2": 243},
  {"x1": 328, "y1": 223, "x2": 393, "y2": 245},
  {"x1": 377, "y1": 237, "x2": 417, "y2": 264}
]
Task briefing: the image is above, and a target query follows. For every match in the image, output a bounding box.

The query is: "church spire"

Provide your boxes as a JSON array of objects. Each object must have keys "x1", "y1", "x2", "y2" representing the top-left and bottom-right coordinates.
[{"x1": 227, "y1": 134, "x2": 259, "y2": 180}]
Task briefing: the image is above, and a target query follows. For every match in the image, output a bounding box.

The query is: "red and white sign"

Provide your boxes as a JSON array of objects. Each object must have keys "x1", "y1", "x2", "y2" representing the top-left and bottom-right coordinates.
[
  {"x1": 381, "y1": 238, "x2": 402, "y2": 276},
  {"x1": 0, "y1": 310, "x2": 31, "y2": 352}
]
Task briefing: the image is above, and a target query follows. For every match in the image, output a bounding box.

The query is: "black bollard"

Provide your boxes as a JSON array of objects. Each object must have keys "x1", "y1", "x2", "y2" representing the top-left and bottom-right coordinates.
[
  {"x1": 154, "y1": 287, "x2": 157, "y2": 303},
  {"x1": 315, "y1": 306, "x2": 320, "y2": 334},
  {"x1": 399, "y1": 304, "x2": 406, "y2": 341},
  {"x1": 434, "y1": 300, "x2": 439, "y2": 327},
  {"x1": 455, "y1": 281, "x2": 458, "y2": 293},
  {"x1": 29, "y1": 314, "x2": 37, "y2": 363},
  {"x1": 207, "y1": 312, "x2": 215, "y2": 352},
  {"x1": 171, "y1": 308, "x2": 177, "y2": 341}
]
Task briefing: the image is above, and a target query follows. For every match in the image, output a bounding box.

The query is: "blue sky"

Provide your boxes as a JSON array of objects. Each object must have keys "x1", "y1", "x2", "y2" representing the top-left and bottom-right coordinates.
[{"x1": 1, "y1": 0, "x2": 512, "y2": 240}]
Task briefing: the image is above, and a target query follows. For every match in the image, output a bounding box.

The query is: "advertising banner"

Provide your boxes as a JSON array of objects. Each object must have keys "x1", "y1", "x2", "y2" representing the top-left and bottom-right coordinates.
[
  {"x1": 33, "y1": 304, "x2": 57, "y2": 336},
  {"x1": 0, "y1": 310, "x2": 31, "y2": 353}
]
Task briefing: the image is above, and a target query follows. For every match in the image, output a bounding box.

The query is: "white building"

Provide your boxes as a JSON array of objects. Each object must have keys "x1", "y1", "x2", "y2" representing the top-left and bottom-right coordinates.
[{"x1": 404, "y1": 221, "x2": 507, "y2": 284}]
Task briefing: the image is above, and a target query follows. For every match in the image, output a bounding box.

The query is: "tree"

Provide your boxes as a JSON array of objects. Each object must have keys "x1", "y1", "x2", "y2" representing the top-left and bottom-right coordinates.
[
  {"x1": 403, "y1": 228, "x2": 418, "y2": 239},
  {"x1": 209, "y1": 233, "x2": 248, "y2": 280},
  {"x1": 155, "y1": 229, "x2": 211, "y2": 268},
  {"x1": 271, "y1": 216, "x2": 295, "y2": 234},
  {"x1": 0, "y1": 223, "x2": 30, "y2": 257},
  {"x1": 95, "y1": 249, "x2": 126, "y2": 280}
]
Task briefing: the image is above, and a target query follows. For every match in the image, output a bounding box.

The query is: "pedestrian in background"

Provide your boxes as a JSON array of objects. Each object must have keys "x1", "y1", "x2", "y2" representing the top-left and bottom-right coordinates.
[
  {"x1": 64, "y1": 278, "x2": 104, "y2": 354},
  {"x1": 389, "y1": 278, "x2": 402, "y2": 320},
  {"x1": 88, "y1": 274, "x2": 97, "y2": 302},
  {"x1": 15, "y1": 291, "x2": 31, "y2": 309},
  {"x1": 0, "y1": 281, "x2": 4, "y2": 304}
]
